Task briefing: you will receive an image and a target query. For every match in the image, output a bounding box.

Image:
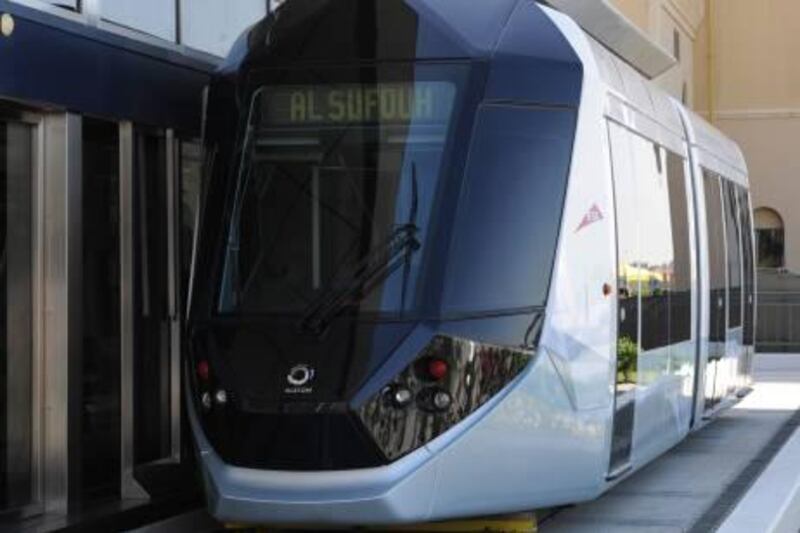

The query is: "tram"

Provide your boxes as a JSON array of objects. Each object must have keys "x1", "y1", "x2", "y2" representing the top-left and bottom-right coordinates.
[{"x1": 185, "y1": 0, "x2": 755, "y2": 525}]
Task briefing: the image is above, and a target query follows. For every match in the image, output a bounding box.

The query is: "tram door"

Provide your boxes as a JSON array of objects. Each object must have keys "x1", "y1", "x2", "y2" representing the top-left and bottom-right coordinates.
[
  {"x1": 722, "y1": 180, "x2": 744, "y2": 397},
  {"x1": 703, "y1": 172, "x2": 727, "y2": 411},
  {"x1": 608, "y1": 121, "x2": 695, "y2": 475}
]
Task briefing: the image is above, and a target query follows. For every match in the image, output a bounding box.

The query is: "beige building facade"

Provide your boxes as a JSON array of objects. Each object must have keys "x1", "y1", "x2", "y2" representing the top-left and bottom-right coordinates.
[
  {"x1": 611, "y1": 0, "x2": 800, "y2": 273},
  {"x1": 611, "y1": 0, "x2": 705, "y2": 106}
]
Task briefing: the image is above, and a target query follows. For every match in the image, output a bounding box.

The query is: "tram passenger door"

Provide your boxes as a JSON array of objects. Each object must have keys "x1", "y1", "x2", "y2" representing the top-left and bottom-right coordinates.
[
  {"x1": 702, "y1": 172, "x2": 727, "y2": 412},
  {"x1": 722, "y1": 180, "x2": 744, "y2": 397},
  {"x1": 739, "y1": 189, "x2": 756, "y2": 385},
  {"x1": 608, "y1": 121, "x2": 695, "y2": 475}
]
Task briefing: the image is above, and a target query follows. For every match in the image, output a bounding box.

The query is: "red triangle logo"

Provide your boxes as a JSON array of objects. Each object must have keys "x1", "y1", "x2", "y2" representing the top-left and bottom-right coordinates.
[{"x1": 576, "y1": 204, "x2": 604, "y2": 233}]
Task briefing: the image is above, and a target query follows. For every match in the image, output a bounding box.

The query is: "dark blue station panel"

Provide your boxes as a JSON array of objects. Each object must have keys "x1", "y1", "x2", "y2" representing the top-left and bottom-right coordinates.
[{"x1": 0, "y1": 0, "x2": 212, "y2": 132}]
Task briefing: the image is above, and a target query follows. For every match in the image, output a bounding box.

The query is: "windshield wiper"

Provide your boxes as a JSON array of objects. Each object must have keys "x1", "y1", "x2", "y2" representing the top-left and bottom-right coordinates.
[
  {"x1": 297, "y1": 224, "x2": 420, "y2": 334},
  {"x1": 298, "y1": 164, "x2": 420, "y2": 335}
]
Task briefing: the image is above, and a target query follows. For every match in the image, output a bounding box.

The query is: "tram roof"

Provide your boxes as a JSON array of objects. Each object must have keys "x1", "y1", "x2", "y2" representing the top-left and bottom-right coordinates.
[{"x1": 217, "y1": 0, "x2": 583, "y2": 107}]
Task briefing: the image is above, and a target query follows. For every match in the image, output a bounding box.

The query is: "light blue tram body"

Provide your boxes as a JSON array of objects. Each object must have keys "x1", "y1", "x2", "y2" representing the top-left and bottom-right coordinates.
[{"x1": 186, "y1": 0, "x2": 754, "y2": 525}]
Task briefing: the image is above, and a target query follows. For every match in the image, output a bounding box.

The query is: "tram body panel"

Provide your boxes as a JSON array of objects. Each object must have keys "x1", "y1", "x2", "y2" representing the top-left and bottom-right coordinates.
[
  {"x1": 538, "y1": 6, "x2": 617, "y2": 414},
  {"x1": 188, "y1": 333, "x2": 608, "y2": 525}
]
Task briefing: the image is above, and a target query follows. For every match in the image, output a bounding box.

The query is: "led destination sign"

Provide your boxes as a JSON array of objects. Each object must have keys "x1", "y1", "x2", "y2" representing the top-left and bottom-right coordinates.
[{"x1": 260, "y1": 82, "x2": 456, "y2": 126}]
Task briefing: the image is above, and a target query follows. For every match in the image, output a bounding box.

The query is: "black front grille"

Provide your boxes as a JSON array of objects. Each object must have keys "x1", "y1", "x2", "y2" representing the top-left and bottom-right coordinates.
[{"x1": 205, "y1": 411, "x2": 387, "y2": 471}]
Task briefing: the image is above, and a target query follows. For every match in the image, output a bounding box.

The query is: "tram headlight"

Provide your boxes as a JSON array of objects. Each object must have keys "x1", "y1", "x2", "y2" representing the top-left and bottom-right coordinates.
[{"x1": 356, "y1": 335, "x2": 533, "y2": 461}]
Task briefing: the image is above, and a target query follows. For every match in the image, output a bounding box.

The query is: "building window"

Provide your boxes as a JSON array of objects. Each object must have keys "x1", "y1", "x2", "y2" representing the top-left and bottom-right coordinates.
[{"x1": 754, "y1": 207, "x2": 785, "y2": 268}]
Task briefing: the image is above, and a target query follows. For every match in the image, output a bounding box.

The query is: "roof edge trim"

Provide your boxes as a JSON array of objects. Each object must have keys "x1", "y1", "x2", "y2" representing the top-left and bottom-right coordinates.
[{"x1": 542, "y1": 0, "x2": 676, "y2": 79}]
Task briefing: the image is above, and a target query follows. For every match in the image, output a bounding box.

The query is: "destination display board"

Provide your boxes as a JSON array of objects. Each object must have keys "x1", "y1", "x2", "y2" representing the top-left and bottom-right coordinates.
[{"x1": 259, "y1": 82, "x2": 456, "y2": 127}]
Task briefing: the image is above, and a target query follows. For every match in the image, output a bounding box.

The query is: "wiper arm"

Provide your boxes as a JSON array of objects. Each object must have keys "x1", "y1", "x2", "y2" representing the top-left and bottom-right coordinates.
[{"x1": 297, "y1": 224, "x2": 420, "y2": 335}]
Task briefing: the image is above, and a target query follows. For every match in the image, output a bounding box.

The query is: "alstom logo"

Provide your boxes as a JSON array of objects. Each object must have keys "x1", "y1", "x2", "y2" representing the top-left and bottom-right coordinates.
[{"x1": 285, "y1": 364, "x2": 316, "y2": 394}]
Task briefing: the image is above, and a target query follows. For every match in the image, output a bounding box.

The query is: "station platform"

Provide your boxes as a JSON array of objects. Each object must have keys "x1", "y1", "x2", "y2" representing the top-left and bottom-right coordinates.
[
  {"x1": 542, "y1": 352, "x2": 800, "y2": 532},
  {"x1": 132, "y1": 353, "x2": 800, "y2": 533}
]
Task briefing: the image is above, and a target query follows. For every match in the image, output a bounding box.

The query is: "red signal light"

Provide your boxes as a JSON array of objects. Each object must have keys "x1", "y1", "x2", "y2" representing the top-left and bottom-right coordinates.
[
  {"x1": 428, "y1": 359, "x2": 448, "y2": 381},
  {"x1": 197, "y1": 360, "x2": 210, "y2": 382}
]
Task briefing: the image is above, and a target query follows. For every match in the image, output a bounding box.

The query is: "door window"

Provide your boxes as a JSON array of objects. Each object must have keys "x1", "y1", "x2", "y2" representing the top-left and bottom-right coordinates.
[
  {"x1": 703, "y1": 170, "x2": 726, "y2": 410},
  {"x1": 739, "y1": 189, "x2": 755, "y2": 348},
  {"x1": 608, "y1": 122, "x2": 694, "y2": 471},
  {"x1": 724, "y1": 181, "x2": 743, "y2": 329},
  {"x1": 667, "y1": 152, "x2": 691, "y2": 345},
  {"x1": 704, "y1": 172, "x2": 726, "y2": 347}
]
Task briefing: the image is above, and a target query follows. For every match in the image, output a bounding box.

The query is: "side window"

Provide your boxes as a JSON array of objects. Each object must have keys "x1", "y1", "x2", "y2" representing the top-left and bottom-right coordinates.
[
  {"x1": 666, "y1": 151, "x2": 691, "y2": 344},
  {"x1": 635, "y1": 140, "x2": 673, "y2": 352},
  {"x1": 738, "y1": 187, "x2": 756, "y2": 346},
  {"x1": 703, "y1": 170, "x2": 726, "y2": 345},
  {"x1": 723, "y1": 180, "x2": 743, "y2": 328}
]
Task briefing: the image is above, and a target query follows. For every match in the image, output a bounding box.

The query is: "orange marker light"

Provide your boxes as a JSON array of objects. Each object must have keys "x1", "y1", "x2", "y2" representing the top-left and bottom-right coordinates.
[{"x1": 603, "y1": 283, "x2": 613, "y2": 297}]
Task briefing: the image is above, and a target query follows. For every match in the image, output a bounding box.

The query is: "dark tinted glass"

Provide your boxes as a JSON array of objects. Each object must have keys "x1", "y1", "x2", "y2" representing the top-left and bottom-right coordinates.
[
  {"x1": 738, "y1": 187, "x2": 755, "y2": 346},
  {"x1": 217, "y1": 64, "x2": 468, "y2": 317},
  {"x1": 0, "y1": 121, "x2": 34, "y2": 511},
  {"x1": 667, "y1": 151, "x2": 691, "y2": 344},
  {"x1": 757, "y1": 228, "x2": 784, "y2": 268},
  {"x1": 442, "y1": 105, "x2": 574, "y2": 313},
  {"x1": 704, "y1": 171, "x2": 726, "y2": 345},
  {"x1": 724, "y1": 180, "x2": 742, "y2": 328},
  {"x1": 133, "y1": 131, "x2": 172, "y2": 465},
  {"x1": 180, "y1": 141, "x2": 203, "y2": 311},
  {"x1": 81, "y1": 118, "x2": 121, "y2": 499}
]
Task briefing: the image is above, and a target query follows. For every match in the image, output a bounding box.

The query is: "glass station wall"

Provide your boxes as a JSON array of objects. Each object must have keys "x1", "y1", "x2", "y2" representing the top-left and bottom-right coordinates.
[
  {"x1": 0, "y1": 111, "x2": 204, "y2": 520},
  {"x1": 80, "y1": 118, "x2": 122, "y2": 501},
  {"x1": 22, "y1": 0, "x2": 269, "y2": 58},
  {"x1": 0, "y1": 120, "x2": 35, "y2": 515}
]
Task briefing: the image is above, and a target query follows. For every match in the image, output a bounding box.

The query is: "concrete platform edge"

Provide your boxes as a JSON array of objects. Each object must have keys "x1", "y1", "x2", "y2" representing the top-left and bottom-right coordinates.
[{"x1": 718, "y1": 421, "x2": 800, "y2": 533}]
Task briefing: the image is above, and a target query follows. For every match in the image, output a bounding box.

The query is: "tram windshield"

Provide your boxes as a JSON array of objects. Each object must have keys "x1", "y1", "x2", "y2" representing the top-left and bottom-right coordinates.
[{"x1": 216, "y1": 65, "x2": 468, "y2": 319}]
